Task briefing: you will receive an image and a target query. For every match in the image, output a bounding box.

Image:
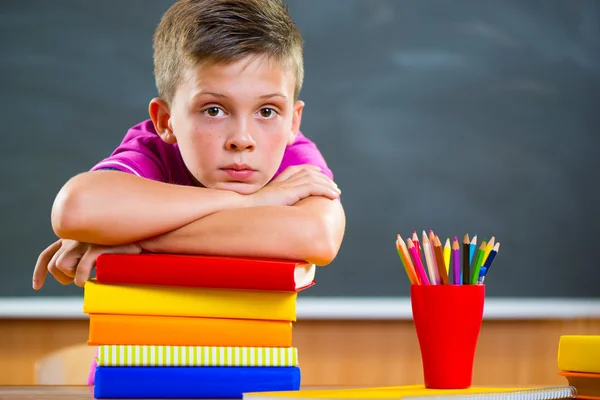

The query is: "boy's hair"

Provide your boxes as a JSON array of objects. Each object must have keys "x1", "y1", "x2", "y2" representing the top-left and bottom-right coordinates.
[{"x1": 153, "y1": 0, "x2": 304, "y2": 105}]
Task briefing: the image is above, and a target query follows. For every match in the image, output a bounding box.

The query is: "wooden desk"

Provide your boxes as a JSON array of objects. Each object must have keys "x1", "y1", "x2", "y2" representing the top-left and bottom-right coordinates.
[
  {"x1": 0, "y1": 385, "x2": 296, "y2": 400},
  {"x1": 0, "y1": 386, "x2": 96, "y2": 400},
  {"x1": 0, "y1": 386, "x2": 340, "y2": 400}
]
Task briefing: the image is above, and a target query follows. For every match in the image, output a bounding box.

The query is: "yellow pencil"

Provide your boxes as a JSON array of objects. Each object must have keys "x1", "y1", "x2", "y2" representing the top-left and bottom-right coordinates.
[
  {"x1": 443, "y1": 238, "x2": 451, "y2": 274},
  {"x1": 481, "y1": 236, "x2": 495, "y2": 266}
]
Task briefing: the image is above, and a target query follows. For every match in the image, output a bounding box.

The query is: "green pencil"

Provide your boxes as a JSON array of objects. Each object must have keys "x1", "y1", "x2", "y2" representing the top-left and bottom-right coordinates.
[{"x1": 470, "y1": 240, "x2": 487, "y2": 284}]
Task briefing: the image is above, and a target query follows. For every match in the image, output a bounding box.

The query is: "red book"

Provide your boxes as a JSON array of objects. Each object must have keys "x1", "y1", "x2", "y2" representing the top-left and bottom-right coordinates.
[{"x1": 95, "y1": 253, "x2": 316, "y2": 292}]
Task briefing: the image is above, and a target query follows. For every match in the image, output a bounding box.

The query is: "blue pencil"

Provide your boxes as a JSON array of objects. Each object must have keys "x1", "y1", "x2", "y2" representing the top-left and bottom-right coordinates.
[
  {"x1": 469, "y1": 234, "x2": 477, "y2": 265},
  {"x1": 478, "y1": 242, "x2": 500, "y2": 283}
]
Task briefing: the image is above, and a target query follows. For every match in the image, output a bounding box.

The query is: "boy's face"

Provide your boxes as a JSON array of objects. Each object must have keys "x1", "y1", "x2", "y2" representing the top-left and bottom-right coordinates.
[{"x1": 153, "y1": 56, "x2": 304, "y2": 195}]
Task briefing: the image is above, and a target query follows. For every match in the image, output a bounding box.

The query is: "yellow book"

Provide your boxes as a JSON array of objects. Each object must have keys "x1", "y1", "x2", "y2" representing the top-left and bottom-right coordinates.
[
  {"x1": 96, "y1": 345, "x2": 298, "y2": 367},
  {"x1": 83, "y1": 280, "x2": 297, "y2": 321},
  {"x1": 242, "y1": 385, "x2": 576, "y2": 400},
  {"x1": 558, "y1": 335, "x2": 600, "y2": 373}
]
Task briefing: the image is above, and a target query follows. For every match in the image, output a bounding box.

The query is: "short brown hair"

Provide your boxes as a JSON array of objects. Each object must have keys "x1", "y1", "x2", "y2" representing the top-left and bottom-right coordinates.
[{"x1": 153, "y1": 0, "x2": 304, "y2": 105}]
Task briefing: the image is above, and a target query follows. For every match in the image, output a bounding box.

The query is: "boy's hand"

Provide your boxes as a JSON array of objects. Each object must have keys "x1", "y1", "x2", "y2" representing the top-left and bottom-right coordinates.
[
  {"x1": 33, "y1": 239, "x2": 142, "y2": 289},
  {"x1": 250, "y1": 165, "x2": 341, "y2": 207}
]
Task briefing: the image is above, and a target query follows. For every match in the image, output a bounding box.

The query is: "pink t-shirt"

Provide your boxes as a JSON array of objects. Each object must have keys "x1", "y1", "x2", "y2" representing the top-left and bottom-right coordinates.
[
  {"x1": 86, "y1": 120, "x2": 333, "y2": 385},
  {"x1": 90, "y1": 119, "x2": 333, "y2": 182}
]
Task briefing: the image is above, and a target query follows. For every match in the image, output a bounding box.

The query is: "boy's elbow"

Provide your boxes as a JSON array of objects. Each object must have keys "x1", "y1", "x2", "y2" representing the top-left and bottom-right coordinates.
[
  {"x1": 306, "y1": 208, "x2": 345, "y2": 266},
  {"x1": 51, "y1": 173, "x2": 90, "y2": 238},
  {"x1": 307, "y1": 240, "x2": 339, "y2": 266}
]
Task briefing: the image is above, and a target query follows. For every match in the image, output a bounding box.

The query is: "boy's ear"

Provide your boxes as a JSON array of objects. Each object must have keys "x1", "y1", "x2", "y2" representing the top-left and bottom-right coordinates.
[
  {"x1": 288, "y1": 100, "x2": 305, "y2": 145},
  {"x1": 149, "y1": 98, "x2": 177, "y2": 144}
]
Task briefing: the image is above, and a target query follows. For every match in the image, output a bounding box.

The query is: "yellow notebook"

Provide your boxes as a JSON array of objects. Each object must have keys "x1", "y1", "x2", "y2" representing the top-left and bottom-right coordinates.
[
  {"x1": 242, "y1": 385, "x2": 576, "y2": 400},
  {"x1": 558, "y1": 335, "x2": 600, "y2": 374},
  {"x1": 83, "y1": 280, "x2": 297, "y2": 321},
  {"x1": 96, "y1": 345, "x2": 298, "y2": 367}
]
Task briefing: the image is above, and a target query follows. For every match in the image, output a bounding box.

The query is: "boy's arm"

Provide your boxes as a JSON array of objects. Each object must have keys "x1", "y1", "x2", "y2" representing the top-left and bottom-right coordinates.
[
  {"x1": 139, "y1": 196, "x2": 346, "y2": 266},
  {"x1": 51, "y1": 170, "x2": 248, "y2": 245},
  {"x1": 52, "y1": 166, "x2": 339, "y2": 246}
]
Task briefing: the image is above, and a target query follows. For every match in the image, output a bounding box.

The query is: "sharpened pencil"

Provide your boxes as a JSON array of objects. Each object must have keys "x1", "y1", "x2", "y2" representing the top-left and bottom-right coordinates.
[
  {"x1": 469, "y1": 234, "x2": 477, "y2": 265},
  {"x1": 481, "y1": 236, "x2": 495, "y2": 266},
  {"x1": 396, "y1": 234, "x2": 420, "y2": 285},
  {"x1": 412, "y1": 231, "x2": 422, "y2": 262},
  {"x1": 433, "y1": 236, "x2": 449, "y2": 284},
  {"x1": 407, "y1": 238, "x2": 429, "y2": 285},
  {"x1": 478, "y1": 243, "x2": 500, "y2": 284},
  {"x1": 452, "y1": 237, "x2": 461, "y2": 285},
  {"x1": 443, "y1": 238, "x2": 451, "y2": 275},
  {"x1": 470, "y1": 240, "x2": 487, "y2": 284},
  {"x1": 462, "y1": 234, "x2": 470, "y2": 285},
  {"x1": 422, "y1": 231, "x2": 440, "y2": 284}
]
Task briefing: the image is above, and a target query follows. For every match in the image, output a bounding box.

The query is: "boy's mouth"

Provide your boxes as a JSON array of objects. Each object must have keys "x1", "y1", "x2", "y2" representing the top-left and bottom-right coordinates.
[{"x1": 220, "y1": 163, "x2": 256, "y2": 180}]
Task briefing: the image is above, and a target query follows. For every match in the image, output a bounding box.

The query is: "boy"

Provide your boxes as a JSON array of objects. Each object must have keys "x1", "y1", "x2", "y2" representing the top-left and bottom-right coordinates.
[{"x1": 32, "y1": 0, "x2": 345, "y2": 291}]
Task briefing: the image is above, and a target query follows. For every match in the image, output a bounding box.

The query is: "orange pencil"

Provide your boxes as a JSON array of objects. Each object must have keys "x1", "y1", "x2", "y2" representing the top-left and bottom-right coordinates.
[
  {"x1": 433, "y1": 236, "x2": 449, "y2": 284},
  {"x1": 396, "y1": 235, "x2": 420, "y2": 285}
]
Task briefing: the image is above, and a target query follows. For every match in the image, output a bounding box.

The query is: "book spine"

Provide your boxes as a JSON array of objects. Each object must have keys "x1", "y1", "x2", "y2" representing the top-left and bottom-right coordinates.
[
  {"x1": 96, "y1": 254, "x2": 296, "y2": 291},
  {"x1": 88, "y1": 314, "x2": 293, "y2": 347},
  {"x1": 94, "y1": 366, "x2": 301, "y2": 399},
  {"x1": 83, "y1": 281, "x2": 297, "y2": 321},
  {"x1": 96, "y1": 345, "x2": 298, "y2": 367}
]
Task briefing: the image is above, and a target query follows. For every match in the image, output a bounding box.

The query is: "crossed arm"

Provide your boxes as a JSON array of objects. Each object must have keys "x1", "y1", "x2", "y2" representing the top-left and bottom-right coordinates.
[
  {"x1": 139, "y1": 196, "x2": 345, "y2": 266},
  {"x1": 35, "y1": 168, "x2": 345, "y2": 288}
]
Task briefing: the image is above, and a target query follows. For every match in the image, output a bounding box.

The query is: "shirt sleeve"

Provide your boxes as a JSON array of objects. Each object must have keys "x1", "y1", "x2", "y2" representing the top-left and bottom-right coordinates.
[
  {"x1": 90, "y1": 150, "x2": 166, "y2": 182},
  {"x1": 276, "y1": 132, "x2": 334, "y2": 180}
]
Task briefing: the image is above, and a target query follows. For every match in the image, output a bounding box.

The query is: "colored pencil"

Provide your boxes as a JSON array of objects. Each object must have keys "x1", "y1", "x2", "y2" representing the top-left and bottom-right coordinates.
[
  {"x1": 412, "y1": 231, "x2": 422, "y2": 262},
  {"x1": 396, "y1": 235, "x2": 420, "y2": 285},
  {"x1": 481, "y1": 236, "x2": 495, "y2": 266},
  {"x1": 462, "y1": 234, "x2": 470, "y2": 285},
  {"x1": 422, "y1": 231, "x2": 440, "y2": 284},
  {"x1": 478, "y1": 243, "x2": 500, "y2": 284},
  {"x1": 433, "y1": 236, "x2": 449, "y2": 284},
  {"x1": 407, "y1": 238, "x2": 429, "y2": 285},
  {"x1": 470, "y1": 240, "x2": 487, "y2": 284},
  {"x1": 443, "y1": 238, "x2": 451, "y2": 275},
  {"x1": 469, "y1": 234, "x2": 477, "y2": 265},
  {"x1": 452, "y1": 237, "x2": 461, "y2": 285}
]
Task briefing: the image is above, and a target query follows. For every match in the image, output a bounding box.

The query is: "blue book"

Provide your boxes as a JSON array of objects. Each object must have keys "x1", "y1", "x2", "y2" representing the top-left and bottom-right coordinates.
[{"x1": 94, "y1": 366, "x2": 301, "y2": 399}]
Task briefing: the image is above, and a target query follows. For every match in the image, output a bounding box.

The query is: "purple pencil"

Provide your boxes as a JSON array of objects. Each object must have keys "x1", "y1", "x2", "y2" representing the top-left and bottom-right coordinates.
[{"x1": 452, "y1": 237, "x2": 461, "y2": 285}]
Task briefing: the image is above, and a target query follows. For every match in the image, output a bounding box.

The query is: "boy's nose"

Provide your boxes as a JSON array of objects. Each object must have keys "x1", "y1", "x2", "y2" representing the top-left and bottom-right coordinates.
[{"x1": 225, "y1": 134, "x2": 255, "y2": 151}]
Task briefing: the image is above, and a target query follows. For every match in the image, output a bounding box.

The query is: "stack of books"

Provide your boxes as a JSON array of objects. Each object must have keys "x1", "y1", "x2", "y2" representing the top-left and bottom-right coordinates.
[
  {"x1": 83, "y1": 253, "x2": 316, "y2": 399},
  {"x1": 558, "y1": 335, "x2": 600, "y2": 400}
]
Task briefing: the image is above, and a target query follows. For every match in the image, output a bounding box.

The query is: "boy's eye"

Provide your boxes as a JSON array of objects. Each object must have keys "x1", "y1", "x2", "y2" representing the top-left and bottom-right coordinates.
[
  {"x1": 259, "y1": 108, "x2": 275, "y2": 118},
  {"x1": 204, "y1": 107, "x2": 223, "y2": 117}
]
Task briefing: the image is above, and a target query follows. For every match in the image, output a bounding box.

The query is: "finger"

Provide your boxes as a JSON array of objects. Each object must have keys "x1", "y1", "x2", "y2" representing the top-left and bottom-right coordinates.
[
  {"x1": 74, "y1": 249, "x2": 99, "y2": 287},
  {"x1": 73, "y1": 243, "x2": 142, "y2": 287},
  {"x1": 32, "y1": 240, "x2": 62, "y2": 290},
  {"x1": 289, "y1": 171, "x2": 341, "y2": 192},
  {"x1": 55, "y1": 241, "x2": 84, "y2": 278},
  {"x1": 47, "y1": 250, "x2": 75, "y2": 286},
  {"x1": 299, "y1": 181, "x2": 342, "y2": 200},
  {"x1": 273, "y1": 164, "x2": 321, "y2": 182}
]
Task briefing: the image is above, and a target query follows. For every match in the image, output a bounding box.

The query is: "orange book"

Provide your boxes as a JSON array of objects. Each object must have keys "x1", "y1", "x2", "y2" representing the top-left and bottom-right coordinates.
[{"x1": 88, "y1": 314, "x2": 293, "y2": 347}]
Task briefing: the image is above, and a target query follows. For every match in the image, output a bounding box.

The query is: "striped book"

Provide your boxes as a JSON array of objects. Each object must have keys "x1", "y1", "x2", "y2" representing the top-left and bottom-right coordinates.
[{"x1": 96, "y1": 345, "x2": 299, "y2": 367}]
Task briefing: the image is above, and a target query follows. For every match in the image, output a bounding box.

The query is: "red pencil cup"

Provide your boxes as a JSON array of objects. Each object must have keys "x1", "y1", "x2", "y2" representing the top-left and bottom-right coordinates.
[{"x1": 410, "y1": 284, "x2": 485, "y2": 389}]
